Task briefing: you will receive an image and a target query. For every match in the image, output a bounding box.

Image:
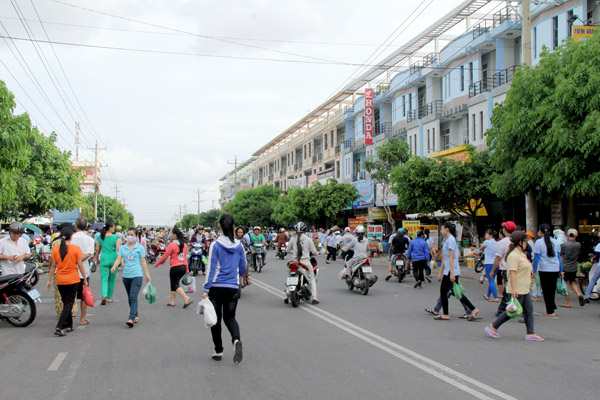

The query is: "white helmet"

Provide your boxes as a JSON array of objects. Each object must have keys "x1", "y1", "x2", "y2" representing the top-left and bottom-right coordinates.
[{"x1": 355, "y1": 225, "x2": 365, "y2": 234}]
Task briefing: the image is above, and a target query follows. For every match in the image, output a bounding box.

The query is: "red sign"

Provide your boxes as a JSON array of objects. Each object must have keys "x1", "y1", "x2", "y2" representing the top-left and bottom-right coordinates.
[
  {"x1": 348, "y1": 215, "x2": 368, "y2": 230},
  {"x1": 364, "y1": 88, "x2": 374, "y2": 145}
]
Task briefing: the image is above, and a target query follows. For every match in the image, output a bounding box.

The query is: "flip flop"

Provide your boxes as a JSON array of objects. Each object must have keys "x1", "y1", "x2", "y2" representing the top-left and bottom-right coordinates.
[
  {"x1": 458, "y1": 314, "x2": 470, "y2": 319},
  {"x1": 433, "y1": 315, "x2": 450, "y2": 321},
  {"x1": 424, "y1": 308, "x2": 438, "y2": 315},
  {"x1": 133, "y1": 317, "x2": 139, "y2": 323},
  {"x1": 126, "y1": 320, "x2": 134, "y2": 328},
  {"x1": 183, "y1": 300, "x2": 192, "y2": 309},
  {"x1": 483, "y1": 295, "x2": 489, "y2": 300},
  {"x1": 166, "y1": 303, "x2": 176, "y2": 307},
  {"x1": 484, "y1": 326, "x2": 501, "y2": 339},
  {"x1": 211, "y1": 353, "x2": 223, "y2": 361},
  {"x1": 559, "y1": 304, "x2": 571, "y2": 308},
  {"x1": 525, "y1": 335, "x2": 544, "y2": 342},
  {"x1": 79, "y1": 320, "x2": 89, "y2": 326}
]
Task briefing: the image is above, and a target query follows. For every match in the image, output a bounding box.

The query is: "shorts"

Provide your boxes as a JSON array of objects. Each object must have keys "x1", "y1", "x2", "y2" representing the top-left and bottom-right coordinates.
[
  {"x1": 169, "y1": 264, "x2": 187, "y2": 291},
  {"x1": 563, "y1": 271, "x2": 577, "y2": 282},
  {"x1": 76, "y1": 278, "x2": 89, "y2": 300}
]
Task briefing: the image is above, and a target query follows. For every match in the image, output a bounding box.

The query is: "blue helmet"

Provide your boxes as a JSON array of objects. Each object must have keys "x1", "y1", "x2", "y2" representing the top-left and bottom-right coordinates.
[{"x1": 397, "y1": 228, "x2": 406, "y2": 235}]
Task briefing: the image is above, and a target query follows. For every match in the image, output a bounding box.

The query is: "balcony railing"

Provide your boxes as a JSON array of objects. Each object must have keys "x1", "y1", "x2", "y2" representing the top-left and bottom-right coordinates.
[
  {"x1": 343, "y1": 106, "x2": 354, "y2": 114},
  {"x1": 468, "y1": 79, "x2": 491, "y2": 98},
  {"x1": 280, "y1": 168, "x2": 287, "y2": 177},
  {"x1": 492, "y1": 65, "x2": 519, "y2": 88},
  {"x1": 472, "y1": 19, "x2": 493, "y2": 39},
  {"x1": 343, "y1": 139, "x2": 354, "y2": 148},
  {"x1": 375, "y1": 84, "x2": 390, "y2": 95},
  {"x1": 268, "y1": 175, "x2": 274, "y2": 181},
  {"x1": 312, "y1": 153, "x2": 323, "y2": 164},
  {"x1": 419, "y1": 100, "x2": 443, "y2": 119},
  {"x1": 409, "y1": 61, "x2": 423, "y2": 75},
  {"x1": 334, "y1": 145, "x2": 341, "y2": 155},
  {"x1": 374, "y1": 122, "x2": 392, "y2": 137},
  {"x1": 493, "y1": 6, "x2": 519, "y2": 28},
  {"x1": 407, "y1": 110, "x2": 417, "y2": 123},
  {"x1": 353, "y1": 142, "x2": 365, "y2": 153},
  {"x1": 294, "y1": 161, "x2": 303, "y2": 172},
  {"x1": 423, "y1": 52, "x2": 439, "y2": 67},
  {"x1": 352, "y1": 171, "x2": 366, "y2": 182}
]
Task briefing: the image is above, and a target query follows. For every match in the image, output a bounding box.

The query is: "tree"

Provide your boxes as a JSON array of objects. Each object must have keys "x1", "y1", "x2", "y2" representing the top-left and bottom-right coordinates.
[
  {"x1": 307, "y1": 179, "x2": 359, "y2": 226},
  {"x1": 363, "y1": 139, "x2": 410, "y2": 232},
  {"x1": 487, "y1": 34, "x2": 600, "y2": 201},
  {"x1": 391, "y1": 147, "x2": 493, "y2": 245},
  {"x1": 225, "y1": 185, "x2": 281, "y2": 226},
  {"x1": 81, "y1": 194, "x2": 134, "y2": 228},
  {"x1": 199, "y1": 209, "x2": 222, "y2": 228},
  {"x1": 271, "y1": 186, "x2": 314, "y2": 227}
]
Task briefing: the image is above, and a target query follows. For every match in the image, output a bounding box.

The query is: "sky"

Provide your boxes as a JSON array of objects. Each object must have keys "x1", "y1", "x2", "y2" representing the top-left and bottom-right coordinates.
[{"x1": 0, "y1": 0, "x2": 499, "y2": 225}]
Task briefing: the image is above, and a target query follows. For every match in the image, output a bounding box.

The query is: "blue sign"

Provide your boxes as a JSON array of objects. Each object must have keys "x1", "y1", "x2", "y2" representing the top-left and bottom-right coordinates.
[
  {"x1": 352, "y1": 180, "x2": 374, "y2": 209},
  {"x1": 53, "y1": 209, "x2": 81, "y2": 224}
]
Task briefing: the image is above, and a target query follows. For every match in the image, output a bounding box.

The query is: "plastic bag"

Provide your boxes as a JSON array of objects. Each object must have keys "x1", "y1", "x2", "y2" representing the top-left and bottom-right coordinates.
[
  {"x1": 90, "y1": 261, "x2": 97, "y2": 273},
  {"x1": 201, "y1": 255, "x2": 208, "y2": 266},
  {"x1": 506, "y1": 296, "x2": 523, "y2": 318},
  {"x1": 196, "y1": 298, "x2": 217, "y2": 329},
  {"x1": 183, "y1": 276, "x2": 196, "y2": 293},
  {"x1": 82, "y1": 285, "x2": 95, "y2": 307},
  {"x1": 338, "y1": 268, "x2": 347, "y2": 280},
  {"x1": 452, "y1": 281, "x2": 464, "y2": 300},
  {"x1": 144, "y1": 283, "x2": 157, "y2": 304},
  {"x1": 556, "y1": 277, "x2": 569, "y2": 296},
  {"x1": 181, "y1": 273, "x2": 193, "y2": 286}
]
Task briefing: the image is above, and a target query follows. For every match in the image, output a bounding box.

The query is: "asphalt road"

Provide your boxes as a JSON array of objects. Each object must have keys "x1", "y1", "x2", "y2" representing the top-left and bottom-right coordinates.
[{"x1": 2, "y1": 251, "x2": 599, "y2": 400}]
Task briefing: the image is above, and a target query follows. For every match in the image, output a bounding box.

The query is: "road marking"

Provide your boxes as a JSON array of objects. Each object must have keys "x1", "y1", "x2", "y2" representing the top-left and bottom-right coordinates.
[
  {"x1": 47, "y1": 352, "x2": 68, "y2": 371},
  {"x1": 56, "y1": 343, "x2": 89, "y2": 400},
  {"x1": 253, "y1": 278, "x2": 518, "y2": 400}
]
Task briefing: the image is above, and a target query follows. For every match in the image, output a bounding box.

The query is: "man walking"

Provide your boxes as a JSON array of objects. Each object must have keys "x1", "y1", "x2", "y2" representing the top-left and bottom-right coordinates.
[{"x1": 71, "y1": 217, "x2": 96, "y2": 325}]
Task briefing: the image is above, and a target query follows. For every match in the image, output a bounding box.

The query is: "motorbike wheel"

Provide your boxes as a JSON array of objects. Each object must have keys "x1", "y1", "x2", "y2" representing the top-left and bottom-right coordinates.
[
  {"x1": 475, "y1": 259, "x2": 484, "y2": 273},
  {"x1": 580, "y1": 278, "x2": 589, "y2": 294},
  {"x1": 257, "y1": 258, "x2": 263, "y2": 273},
  {"x1": 398, "y1": 272, "x2": 406, "y2": 283},
  {"x1": 361, "y1": 277, "x2": 369, "y2": 295},
  {"x1": 28, "y1": 270, "x2": 39, "y2": 287},
  {"x1": 191, "y1": 260, "x2": 199, "y2": 276},
  {"x1": 347, "y1": 281, "x2": 354, "y2": 290},
  {"x1": 5, "y1": 291, "x2": 36, "y2": 327},
  {"x1": 290, "y1": 291, "x2": 299, "y2": 308}
]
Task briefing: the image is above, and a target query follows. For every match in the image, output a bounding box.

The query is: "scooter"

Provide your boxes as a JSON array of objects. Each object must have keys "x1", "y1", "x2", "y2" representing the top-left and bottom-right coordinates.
[
  {"x1": 277, "y1": 242, "x2": 287, "y2": 260},
  {"x1": 0, "y1": 265, "x2": 39, "y2": 327},
  {"x1": 189, "y1": 242, "x2": 206, "y2": 276},
  {"x1": 285, "y1": 258, "x2": 318, "y2": 307},
  {"x1": 252, "y1": 243, "x2": 265, "y2": 273},
  {"x1": 345, "y1": 258, "x2": 378, "y2": 295},
  {"x1": 392, "y1": 254, "x2": 409, "y2": 282}
]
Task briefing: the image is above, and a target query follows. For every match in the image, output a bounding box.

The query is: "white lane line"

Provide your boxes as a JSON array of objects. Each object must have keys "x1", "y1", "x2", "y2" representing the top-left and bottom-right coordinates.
[
  {"x1": 47, "y1": 352, "x2": 68, "y2": 371},
  {"x1": 252, "y1": 279, "x2": 517, "y2": 400},
  {"x1": 56, "y1": 343, "x2": 89, "y2": 400}
]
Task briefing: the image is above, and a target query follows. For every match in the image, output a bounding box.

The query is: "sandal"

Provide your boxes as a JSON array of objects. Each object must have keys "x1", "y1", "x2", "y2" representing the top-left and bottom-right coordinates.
[
  {"x1": 433, "y1": 315, "x2": 449, "y2": 321},
  {"x1": 183, "y1": 299, "x2": 193, "y2": 309},
  {"x1": 166, "y1": 303, "x2": 176, "y2": 307},
  {"x1": 133, "y1": 317, "x2": 139, "y2": 323},
  {"x1": 126, "y1": 320, "x2": 134, "y2": 328},
  {"x1": 79, "y1": 320, "x2": 89, "y2": 326},
  {"x1": 483, "y1": 295, "x2": 489, "y2": 300},
  {"x1": 211, "y1": 353, "x2": 223, "y2": 361},
  {"x1": 424, "y1": 308, "x2": 438, "y2": 315},
  {"x1": 525, "y1": 335, "x2": 544, "y2": 342},
  {"x1": 458, "y1": 314, "x2": 470, "y2": 319},
  {"x1": 484, "y1": 326, "x2": 501, "y2": 339}
]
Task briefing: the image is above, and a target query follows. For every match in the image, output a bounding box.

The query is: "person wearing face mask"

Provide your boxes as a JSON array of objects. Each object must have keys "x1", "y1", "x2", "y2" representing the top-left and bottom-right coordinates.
[{"x1": 111, "y1": 228, "x2": 151, "y2": 327}]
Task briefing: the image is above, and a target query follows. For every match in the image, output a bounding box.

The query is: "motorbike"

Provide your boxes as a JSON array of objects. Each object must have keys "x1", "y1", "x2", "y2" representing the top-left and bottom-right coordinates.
[
  {"x1": 252, "y1": 243, "x2": 265, "y2": 273},
  {"x1": 277, "y1": 242, "x2": 287, "y2": 260},
  {"x1": 24, "y1": 260, "x2": 41, "y2": 287},
  {"x1": 392, "y1": 254, "x2": 409, "y2": 282},
  {"x1": 345, "y1": 258, "x2": 378, "y2": 295},
  {"x1": 189, "y1": 242, "x2": 206, "y2": 276},
  {"x1": 0, "y1": 265, "x2": 39, "y2": 327},
  {"x1": 147, "y1": 239, "x2": 166, "y2": 264},
  {"x1": 285, "y1": 258, "x2": 318, "y2": 307}
]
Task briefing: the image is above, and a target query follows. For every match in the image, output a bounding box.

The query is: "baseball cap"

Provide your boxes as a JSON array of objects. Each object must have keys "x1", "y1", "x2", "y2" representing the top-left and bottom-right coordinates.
[
  {"x1": 501, "y1": 221, "x2": 516, "y2": 233},
  {"x1": 567, "y1": 228, "x2": 578, "y2": 237},
  {"x1": 525, "y1": 232, "x2": 535, "y2": 239}
]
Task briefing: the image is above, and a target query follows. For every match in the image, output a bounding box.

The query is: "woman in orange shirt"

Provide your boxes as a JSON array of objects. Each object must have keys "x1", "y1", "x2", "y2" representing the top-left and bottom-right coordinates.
[{"x1": 46, "y1": 226, "x2": 87, "y2": 336}]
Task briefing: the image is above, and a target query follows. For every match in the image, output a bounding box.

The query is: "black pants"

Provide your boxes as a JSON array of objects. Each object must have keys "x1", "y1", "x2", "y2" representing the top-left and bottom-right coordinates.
[
  {"x1": 326, "y1": 246, "x2": 337, "y2": 261},
  {"x1": 413, "y1": 259, "x2": 426, "y2": 282},
  {"x1": 497, "y1": 271, "x2": 509, "y2": 315},
  {"x1": 57, "y1": 283, "x2": 79, "y2": 330},
  {"x1": 209, "y1": 287, "x2": 241, "y2": 354},
  {"x1": 539, "y1": 271, "x2": 559, "y2": 314},
  {"x1": 169, "y1": 265, "x2": 187, "y2": 291},
  {"x1": 440, "y1": 275, "x2": 475, "y2": 316}
]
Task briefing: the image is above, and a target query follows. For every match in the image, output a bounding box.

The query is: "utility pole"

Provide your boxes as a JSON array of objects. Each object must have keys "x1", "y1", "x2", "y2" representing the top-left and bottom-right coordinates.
[
  {"x1": 88, "y1": 141, "x2": 106, "y2": 222},
  {"x1": 212, "y1": 199, "x2": 216, "y2": 209},
  {"x1": 114, "y1": 184, "x2": 120, "y2": 202},
  {"x1": 197, "y1": 189, "x2": 201, "y2": 225},
  {"x1": 227, "y1": 156, "x2": 239, "y2": 195},
  {"x1": 522, "y1": 0, "x2": 537, "y2": 233},
  {"x1": 75, "y1": 122, "x2": 80, "y2": 161},
  {"x1": 179, "y1": 205, "x2": 183, "y2": 225}
]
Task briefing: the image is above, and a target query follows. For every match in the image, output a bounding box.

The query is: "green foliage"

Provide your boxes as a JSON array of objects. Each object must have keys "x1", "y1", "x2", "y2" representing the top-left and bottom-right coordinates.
[
  {"x1": 225, "y1": 185, "x2": 282, "y2": 226},
  {"x1": 391, "y1": 147, "x2": 493, "y2": 218},
  {"x1": 306, "y1": 179, "x2": 359, "y2": 225},
  {"x1": 271, "y1": 186, "x2": 314, "y2": 227},
  {"x1": 487, "y1": 34, "x2": 600, "y2": 201},
  {"x1": 178, "y1": 209, "x2": 222, "y2": 229},
  {"x1": 80, "y1": 194, "x2": 135, "y2": 228}
]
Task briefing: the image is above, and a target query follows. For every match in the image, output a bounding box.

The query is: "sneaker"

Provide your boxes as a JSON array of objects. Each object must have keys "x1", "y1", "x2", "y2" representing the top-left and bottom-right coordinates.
[{"x1": 233, "y1": 340, "x2": 243, "y2": 364}]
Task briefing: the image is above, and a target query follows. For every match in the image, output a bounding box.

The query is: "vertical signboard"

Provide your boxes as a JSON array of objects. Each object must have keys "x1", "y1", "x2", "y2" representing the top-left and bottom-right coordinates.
[
  {"x1": 364, "y1": 88, "x2": 374, "y2": 145},
  {"x1": 367, "y1": 225, "x2": 383, "y2": 240}
]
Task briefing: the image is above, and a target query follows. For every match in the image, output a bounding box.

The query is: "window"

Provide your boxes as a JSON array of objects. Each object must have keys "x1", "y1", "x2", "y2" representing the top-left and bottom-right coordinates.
[
  {"x1": 552, "y1": 16, "x2": 558, "y2": 49},
  {"x1": 415, "y1": 134, "x2": 418, "y2": 154},
  {"x1": 331, "y1": 131, "x2": 334, "y2": 148},
  {"x1": 409, "y1": 136, "x2": 413, "y2": 154},
  {"x1": 442, "y1": 129, "x2": 450, "y2": 150},
  {"x1": 324, "y1": 133, "x2": 328, "y2": 150},
  {"x1": 469, "y1": 62, "x2": 474, "y2": 87},
  {"x1": 567, "y1": 10, "x2": 574, "y2": 37},
  {"x1": 466, "y1": 115, "x2": 470, "y2": 143},
  {"x1": 408, "y1": 93, "x2": 413, "y2": 113},
  {"x1": 480, "y1": 111, "x2": 484, "y2": 139},
  {"x1": 309, "y1": 142, "x2": 312, "y2": 157},
  {"x1": 534, "y1": 27, "x2": 537, "y2": 58},
  {"x1": 427, "y1": 129, "x2": 431, "y2": 152},
  {"x1": 402, "y1": 95, "x2": 406, "y2": 117},
  {"x1": 472, "y1": 114, "x2": 476, "y2": 142},
  {"x1": 303, "y1": 145, "x2": 306, "y2": 160},
  {"x1": 460, "y1": 65, "x2": 465, "y2": 92},
  {"x1": 432, "y1": 128, "x2": 436, "y2": 152},
  {"x1": 336, "y1": 161, "x2": 340, "y2": 178}
]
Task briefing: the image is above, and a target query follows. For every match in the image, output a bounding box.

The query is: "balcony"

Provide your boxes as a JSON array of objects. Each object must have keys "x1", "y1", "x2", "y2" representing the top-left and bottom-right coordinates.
[
  {"x1": 419, "y1": 100, "x2": 443, "y2": 119},
  {"x1": 409, "y1": 61, "x2": 423, "y2": 75},
  {"x1": 312, "y1": 153, "x2": 323, "y2": 164},
  {"x1": 334, "y1": 145, "x2": 341, "y2": 155},
  {"x1": 294, "y1": 161, "x2": 303, "y2": 172},
  {"x1": 375, "y1": 84, "x2": 390, "y2": 96},
  {"x1": 279, "y1": 168, "x2": 287, "y2": 177},
  {"x1": 472, "y1": 19, "x2": 493, "y2": 39},
  {"x1": 423, "y1": 52, "x2": 439, "y2": 67},
  {"x1": 343, "y1": 138, "x2": 354, "y2": 154},
  {"x1": 353, "y1": 142, "x2": 365, "y2": 153},
  {"x1": 268, "y1": 175, "x2": 274, "y2": 182},
  {"x1": 374, "y1": 122, "x2": 392, "y2": 137},
  {"x1": 492, "y1": 65, "x2": 518, "y2": 88},
  {"x1": 468, "y1": 79, "x2": 491, "y2": 98},
  {"x1": 493, "y1": 6, "x2": 519, "y2": 28},
  {"x1": 407, "y1": 110, "x2": 417, "y2": 123},
  {"x1": 352, "y1": 171, "x2": 366, "y2": 182}
]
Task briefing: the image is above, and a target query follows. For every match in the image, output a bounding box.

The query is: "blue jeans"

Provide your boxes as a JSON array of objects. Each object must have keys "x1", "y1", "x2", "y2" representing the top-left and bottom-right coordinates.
[
  {"x1": 123, "y1": 277, "x2": 143, "y2": 320},
  {"x1": 485, "y1": 264, "x2": 498, "y2": 299},
  {"x1": 584, "y1": 265, "x2": 600, "y2": 299}
]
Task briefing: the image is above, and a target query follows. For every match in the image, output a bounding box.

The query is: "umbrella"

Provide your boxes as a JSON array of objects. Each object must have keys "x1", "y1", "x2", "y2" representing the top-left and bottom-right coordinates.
[
  {"x1": 90, "y1": 222, "x2": 105, "y2": 231},
  {"x1": 23, "y1": 216, "x2": 52, "y2": 225},
  {"x1": 22, "y1": 223, "x2": 42, "y2": 234}
]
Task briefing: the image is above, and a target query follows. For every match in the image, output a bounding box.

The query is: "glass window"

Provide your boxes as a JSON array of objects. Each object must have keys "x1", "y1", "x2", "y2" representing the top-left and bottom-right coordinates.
[
  {"x1": 469, "y1": 62, "x2": 473, "y2": 87},
  {"x1": 552, "y1": 16, "x2": 558, "y2": 49},
  {"x1": 567, "y1": 10, "x2": 574, "y2": 38},
  {"x1": 472, "y1": 114, "x2": 476, "y2": 142},
  {"x1": 432, "y1": 128, "x2": 435, "y2": 152},
  {"x1": 460, "y1": 65, "x2": 465, "y2": 92},
  {"x1": 480, "y1": 111, "x2": 484, "y2": 139},
  {"x1": 402, "y1": 95, "x2": 406, "y2": 117},
  {"x1": 534, "y1": 27, "x2": 537, "y2": 58},
  {"x1": 427, "y1": 129, "x2": 430, "y2": 152}
]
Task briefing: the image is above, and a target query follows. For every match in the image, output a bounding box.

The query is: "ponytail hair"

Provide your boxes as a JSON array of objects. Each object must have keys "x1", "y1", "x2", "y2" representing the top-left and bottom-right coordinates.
[
  {"x1": 59, "y1": 225, "x2": 74, "y2": 261},
  {"x1": 539, "y1": 223, "x2": 555, "y2": 257},
  {"x1": 172, "y1": 227, "x2": 186, "y2": 254},
  {"x1": 443, "y1": 221, "x2": 456, "y2": 237},
  {"x1": 219, "y1": 214, "x2": 235, "y2": 243},
  {"x1": 101, "y1": 222, "x2": 114, "y2": 240}
]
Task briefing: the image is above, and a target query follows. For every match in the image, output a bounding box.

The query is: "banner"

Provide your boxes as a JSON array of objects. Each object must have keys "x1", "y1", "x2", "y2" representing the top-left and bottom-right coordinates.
[
  {"x1": 367, "y1": 224, "x2": 383, "y2": 241},
  {"x1": 375, "y1": 183, "x2": 398, "y2": 206},
  {"x1": 348, "y1": 215, "x2": 368, "y2": 230},
  {"x1": 368, "y1": 206, "x2": 387, "y2": 220},
  {"x1": 352, "y1": 179, "x2": 374, "y2": 209},
  {"x1": 421, "y1": 224, "x2": 439, "y2": 248},
  {"x1": 573, "y1": 25, "x2": 598, "y2": 42},
  {"x1": 402, "y1": 220, "x2": 421, "y2": 239},
  {"x1": 307, "y1": 174, "x2": 318, "y2": 185},
  {"x1": 364, "y1": 88, "x2": 373, "y2": 145}
]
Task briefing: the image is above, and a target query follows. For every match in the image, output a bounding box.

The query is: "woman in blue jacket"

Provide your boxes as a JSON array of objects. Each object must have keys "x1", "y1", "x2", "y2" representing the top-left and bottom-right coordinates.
[
  {"x1": 407, "y1": 230, "x2": 431, "y2": 288},
  {"x1": 203, "y1": 213, "x2": 246, "y2": 364}
]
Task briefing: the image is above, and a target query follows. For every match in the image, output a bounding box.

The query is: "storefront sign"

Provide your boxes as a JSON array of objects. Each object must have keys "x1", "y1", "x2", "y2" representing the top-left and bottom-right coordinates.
[
  {"x1": 402, "y1": 220, "x2": 421, "y2": 239},
  {"x1": 573, "y1": 25, "x2": 598, "y2": 42},
  {"x1": 352, "y1": 179, "x2": 374, "y2": 209},
  {"x1": 551, "y1": 202, "x2": 563, "y2": 226},
  {"x1": 367, "y1": 224, "x2": 383, "y2": 240},
  {"x1": 348, "y1": 215, "x2": 368, "y2": 229},
  {"x1": 375, "y1": 183, "x2": 398, "y2": 206},
  {"x1": 364, "y1": 89, "x2": 373, "y2": 145},
  {"x1": 368, "y1": 207, "x2": 388, "y2": 220},
  {"x1": 421, "y1": 224, "x2": 439, "y2": 248}
]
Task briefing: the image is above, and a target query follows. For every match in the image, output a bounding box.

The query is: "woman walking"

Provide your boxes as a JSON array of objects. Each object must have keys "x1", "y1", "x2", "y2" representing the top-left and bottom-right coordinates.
[
  {"x1": 203, "y1": 214, "x2": 246, "y2": 363},
  {"x1": 481, "y1": 229, "x2": 499, "y2": 301},
  {"x1": 95, "y1": 222, "x2": 121, "y2": 305},
  {"x1": 46, "y1": 226, "x2": 87, "y2": 336},
  {"x1": 111, "y1": 227, "x2": 151, "y2": 327},
  {"x1": 236, "y1": 226, "x2": 251, "y2": 285},
  {"x1": 485, "y1": 231, "x2": 544, "y2": 341},
  {"x1": 155, "y1": 227, "x2": 192, "y2": 308},
  {"x1": 436, "y1": 222, "x2": 479, "y2": 321},
  {"x1": 407, "y1": 230, "x2": 430, "y2": 288},
  {"x1": 534, "y1": 223, "x2": 562, "y2": 317}
]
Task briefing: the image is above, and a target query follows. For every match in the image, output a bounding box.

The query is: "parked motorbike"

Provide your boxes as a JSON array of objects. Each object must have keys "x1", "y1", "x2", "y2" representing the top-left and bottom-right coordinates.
[
  {"x1": 24, "y1": 260, "x2": 41, "y2": 287},
  {"x1": 189, "y1": 242, "x2": 206, "y2": 276},
  {"x1": 147, "y1": 239, "x2": 166, "y2": 264},
  {"x1": 252, "y1": 243, "x2": 265, "y2": 273},
  {"x1": 277, "y1": 242, "x2": 287, "y2": 260},
  {"x1": 0, "y1": 265, "x2": 39, "y2": 327},
  {"x1": 285, "y1": 258, "x2": 318, "y2": 307},
  {"x1": 392, "y1": 254, "x2": 409, "y2": 282},
  {"x1": 345, "y1": 258, "x2": 378, "y2": 295}
]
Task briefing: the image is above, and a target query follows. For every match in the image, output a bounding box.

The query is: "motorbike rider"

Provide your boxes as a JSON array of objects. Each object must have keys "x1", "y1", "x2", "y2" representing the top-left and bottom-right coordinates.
[
  {"x1": 250, "y1": 226, "x2": 268, "y2": 267},
  {"x1": 0, "y1": 222, "x2": 32, "y2": 276},
  {"x1": 276, "y1": 228, "x2": 288, "y2": 255},
  {"x1": 342, "y1": 225, "x2": 369, "y2": 279},
  {"x1": 341, "y1": 227, "x2": 355, "y2": 261},
  {"x1": 285, "y1": 222, "x2": 319, "y2": 304},
  {"x1": 385, "y1": 228, "x2": 410, "y2": 281}
]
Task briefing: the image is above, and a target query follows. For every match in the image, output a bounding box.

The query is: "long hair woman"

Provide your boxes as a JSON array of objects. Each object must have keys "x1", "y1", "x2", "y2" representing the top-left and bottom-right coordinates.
[
  {"x1": 203, "y1": 214, "x2": 246, "y2": 363},
  {"x1": 436, "y1": 221, "x2": 479, "y2": 321},
  {"x1": 94, "y1": 222, "x2": 121, "y2": 305},
  {"x1": 46, "y1": 226, "x2": 86, "y2": 336},
  {"x1": 485, "y1": 231, "x2": 543, "y2": 341},
  {"x1": 533, "y1": 223, "x2": 562, "y2": 317},
  {"x1": 155, "y1": 226, "x2": 192, "y2": 307}
]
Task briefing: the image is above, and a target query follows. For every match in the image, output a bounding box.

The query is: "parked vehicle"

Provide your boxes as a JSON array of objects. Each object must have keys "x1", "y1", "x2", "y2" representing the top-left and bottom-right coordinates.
[
  {"x1": 285, "y1": 258, "x2": 318, "y2": 307},
  {"x1": 147, "y1": 238, "x2": 166, "y2": 264},
  {"x1": 0, "y1": 265, "x2": 39, "y2": 327},
  {"x1": 24, "y1": 260, "x2": 41, "y2": 287},
  {"x1": 345, "y1": 258, "x2": 377, "y2": 295}
]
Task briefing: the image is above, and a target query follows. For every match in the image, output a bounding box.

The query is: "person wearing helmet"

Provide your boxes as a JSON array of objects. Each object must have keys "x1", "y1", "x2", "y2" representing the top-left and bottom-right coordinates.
[
  {"x1": 386, "y1": 228, "x2": 410, "y2": 281},
  {"x1": 0, "y1": 222, "x2": 32, "y2": 276},
  {"x1": 286, "y1": 222, "x2": 319, "y2": 304},
  {"x1": 250, "y1": 226, "x2": 267, "y2": 268},
  {"x1": 342, "y1": 225, "x2": 369, "y2": 279}
]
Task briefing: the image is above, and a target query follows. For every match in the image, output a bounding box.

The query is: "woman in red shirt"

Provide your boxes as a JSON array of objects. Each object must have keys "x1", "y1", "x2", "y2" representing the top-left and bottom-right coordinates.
[
  {"x1": 155, "y1": 227, "x2": 192, "y2": 308},
  {"x1": 46, "y1": 226, "x2": 86, "y2": 336}
]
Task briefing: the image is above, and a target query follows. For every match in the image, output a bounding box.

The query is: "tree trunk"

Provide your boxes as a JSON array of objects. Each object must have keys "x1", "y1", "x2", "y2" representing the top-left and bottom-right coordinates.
[{"x1": 382, "y1": 185, "x2": 396, "y2": 232}]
